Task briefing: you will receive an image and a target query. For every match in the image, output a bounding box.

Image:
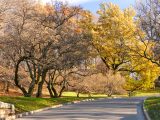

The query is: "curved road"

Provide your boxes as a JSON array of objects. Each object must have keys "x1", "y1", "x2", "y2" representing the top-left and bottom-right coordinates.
[{"x1": 17, "y1": 97, "x2": 146, "y2": 120}]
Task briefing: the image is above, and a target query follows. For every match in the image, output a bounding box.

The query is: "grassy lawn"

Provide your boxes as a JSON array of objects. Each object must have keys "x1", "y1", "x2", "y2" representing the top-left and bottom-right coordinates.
[
  {"x1": 0, "y1": 96, "x2": 96, "y2": 114},
  {"x1": 144, "y1": 97, "x2": 160, "y2": 120},
  {"x1": 62, "y1": 92, "x2": 128, "y2": 98},
  {"x1": 134, "y1": 89, "x2": 160, "y2": 97},
  {"x1": 1, "y1": 90, "x2": 159, "y2": 115},
  {"x1": 62, "y1": 92, "x2": 108, "y2": 97}
]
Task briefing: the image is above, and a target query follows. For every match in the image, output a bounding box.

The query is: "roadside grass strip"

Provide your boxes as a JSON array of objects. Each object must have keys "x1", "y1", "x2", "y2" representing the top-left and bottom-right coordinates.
[
  {"x1": 0, "y1": 96, "x2": 94, "y2": 114},
  {"x1": 144, "y1": 97, "x2": 160, "y2": 120}
]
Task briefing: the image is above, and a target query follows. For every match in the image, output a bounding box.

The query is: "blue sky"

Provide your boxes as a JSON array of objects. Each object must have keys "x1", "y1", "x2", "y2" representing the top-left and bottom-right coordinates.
[
  {"x1": 44, "y1": 0, "x2": 136, "y2": 13},
  {"x1": 80, "y1": 0, "x2": 136, "y2": 14}
]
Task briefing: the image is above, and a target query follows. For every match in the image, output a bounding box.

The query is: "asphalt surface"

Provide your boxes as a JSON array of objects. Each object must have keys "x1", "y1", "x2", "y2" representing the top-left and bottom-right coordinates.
[{"x1": 17, "y1": 97, "x2": 146, "y2": 120}]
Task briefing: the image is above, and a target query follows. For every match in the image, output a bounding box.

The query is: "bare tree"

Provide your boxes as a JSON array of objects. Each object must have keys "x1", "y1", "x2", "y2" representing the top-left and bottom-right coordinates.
[
  {"x1": 1, "y1": 0, "x2": 92, "y2": 98},
  {"x1": 68, "y1": 71, "x2": 126, "y2": 97},
  {"x1": 137, "y1": 0, "x2": 160, "y2": 41},
  {"x1": 135, "y1": 0, "x2": 160, "y2": 66}
]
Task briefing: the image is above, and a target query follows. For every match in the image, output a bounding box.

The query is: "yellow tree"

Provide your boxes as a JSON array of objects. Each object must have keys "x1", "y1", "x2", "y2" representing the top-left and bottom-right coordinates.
[
  {"x1": 124, "y1": 58, "x2": 160, "y2": 96},
  {"x1": 126, "y1": 34, "x2": 160, "y2": 92},
  {"x1": 93, "y1": 3, "x2": 139, "y2": 73},
  {"x1": 92, "y1": 2, "x2": 160, "y2": 94}
]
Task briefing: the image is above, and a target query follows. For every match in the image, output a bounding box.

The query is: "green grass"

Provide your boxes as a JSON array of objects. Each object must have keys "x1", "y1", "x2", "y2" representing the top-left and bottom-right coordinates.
[
  {"x1": 63, "y1": 90, "x2": 160, "y2": 98},
  {"x1": 1, "y1": 90, "x2": 159, "y2": 115},
  {"x1": 62, "y1": 92, "x2": 108, "y2": 97},
  {"x1": 0, "y1": 96, "x2": 95, "y2": 114},
  {"x1": 134, "y1": 89, "x2": 160, "y2": 97},
  {"x1": 144, "y1": 97, "x2": 160, "y2": 120}
]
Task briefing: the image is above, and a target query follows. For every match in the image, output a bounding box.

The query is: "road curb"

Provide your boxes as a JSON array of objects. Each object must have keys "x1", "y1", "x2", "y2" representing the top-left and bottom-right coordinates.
[
  {"x1": 15, "y1": 98, "x2": 97, "y2": 119},
  {"x1": 142, "y1": 99, "x2": 151, "y2": 120},
  {"x1": 16, "y1": 104, "x2": 63, "y2": 118},
  {"x1": 105, "y1": 102, "x2": 140, "y2": 105}
]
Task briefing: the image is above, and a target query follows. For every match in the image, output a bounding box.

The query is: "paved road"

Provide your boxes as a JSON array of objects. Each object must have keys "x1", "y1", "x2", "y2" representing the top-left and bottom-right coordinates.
[{"x1": 17, "y1": 97, "x2": 146, "y2": 120}]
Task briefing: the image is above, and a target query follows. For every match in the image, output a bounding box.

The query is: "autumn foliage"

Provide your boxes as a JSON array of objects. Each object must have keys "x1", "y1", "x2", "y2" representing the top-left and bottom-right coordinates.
[{"x1": 0, "y1": 0, "x2": 159, "y2": 97}]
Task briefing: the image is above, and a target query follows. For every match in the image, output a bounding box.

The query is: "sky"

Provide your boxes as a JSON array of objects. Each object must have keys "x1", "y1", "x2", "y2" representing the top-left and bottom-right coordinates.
[
  {"x1": 42, "y1": 0, "x2": 136, "y2": 14},
  {"x1": 80, "y1": 0, "x2": 136, "y2": 13}
]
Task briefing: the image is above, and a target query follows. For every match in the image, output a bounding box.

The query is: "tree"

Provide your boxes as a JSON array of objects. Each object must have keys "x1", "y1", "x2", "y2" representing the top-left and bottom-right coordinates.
[
  {"x1": 137, "y1": 0, "x2": 160, "y2": 41},
  {"x1": 0, "y1": 66, "x2": 13, "y2": 93},
  {"x1": 68, "y1": 71, "x2": 126, "y2": 97},
  {"x1": 135, "y1": 0, "x2": 160, "y2": 66},
  {"x1": 35, "y1": 4, "x2": 92, "y2": 98},
  {"x1": 0, "y1": 0, "x2": 16, "y2": 93},
  {"x1": 93, "y1": 3, "x2": 139, "y2": 73},
  {"x1": 1, "y1": 0, "x2": 92, "y2": 97},
  {"x1": 124, "y1": 57, "x2": 160, "y2": 96},
  {"x1": 92, "y1": 2, "x2": 160, "y2": 95},
  {"x1": 1, "y1": 0, "x2": 42, "y2": 97}
]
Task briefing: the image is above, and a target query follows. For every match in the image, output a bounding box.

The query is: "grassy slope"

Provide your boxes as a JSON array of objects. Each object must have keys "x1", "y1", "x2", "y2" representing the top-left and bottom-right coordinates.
[
  {"x1": 144, "y1": 97, "x2": 160, "y2": 120},
  {"x1": 0, "y1": 96, "x2": 92, "y2": 114},
  {"x1": 0, "y1": 92, "x2": 108, "y2": 114}
]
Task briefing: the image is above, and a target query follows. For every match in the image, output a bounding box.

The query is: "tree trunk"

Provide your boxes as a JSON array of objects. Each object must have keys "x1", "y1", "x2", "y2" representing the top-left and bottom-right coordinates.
[
  {"x1": 59, "y1": 86, "x2": 65, "y2": 97},
  {"x1": 36, "y1": 80, "x2": 44, "y2": 98},
  {"x1": 28, "y1": 81, "x2": 35, "y2": 96},
  {"x1": 107, "y1": 90, "x2": 113, "y2": 97},
  {"x1": 128, "y1": 91, "x2": 134, "y2": 97},
  {"x1": 14, "y1": 57, "x2": 29, "y2": 97},
  {"x1": 23, "y1": 93, "x2": 32, "y2": 97},
  {"x1": 47, "y1": 83, "x2": 54, "y2": 98},
  {"x1": 36, "y1": 70, "x2": 47, "y2": 98},
  {"x1": 26, "y1": 61, "x2": 36, "y2": 96},
  {"x1": 51, "y1": 84, "x2": 58, "y2": 98},
  {"x1": 3, "y1": 81, "x2": 10, "y2": 93},
  {"x1": 6, "y1": 81, "x2": 9, "y2": 93},
  {"x1": 77, "y1": 92, "x2": 80, "y2": 98},
  {"x1": 88, "y1": 93, "x2": 91, "y2": 97}
]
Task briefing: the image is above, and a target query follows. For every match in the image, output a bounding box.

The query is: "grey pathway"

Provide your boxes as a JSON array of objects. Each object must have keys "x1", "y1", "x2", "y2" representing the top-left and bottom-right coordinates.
[{"x1": 17, "y1": 97, "x2": 146, "y2": 120}]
